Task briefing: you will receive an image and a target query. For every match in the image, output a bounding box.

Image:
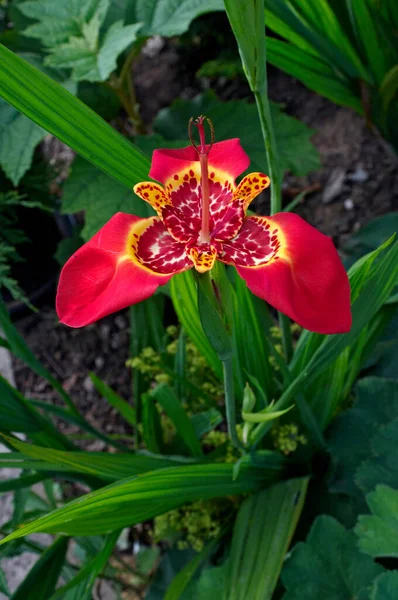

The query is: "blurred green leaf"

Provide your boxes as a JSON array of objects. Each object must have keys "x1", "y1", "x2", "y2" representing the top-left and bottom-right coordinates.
[
  {"x1": 136, "y1": 546, "x2": 160, "y2": 576},
  {"x1": 150, "y1": 384, "x2": 203, "y2": 458},
  {"x1": 0, "y1": 45, "x2": 150, "y2": 188},
  {"x1": 19, "y1": 0, "x2": 108, "y2": 47},
  {"x1": 0, "y1": 461, "x2": 282, "y2": 539},
  {"x1": 355, "y1": 485, "x2": 398, "y2": 558},
  {"x1": 126, "y1": 0, "x2": 224, "y2": 37},
  {"x1": 0, "y1": 564, "x2": 10, "y2": 597},
  {"x1": 327, "y1": 377, "x2": 398, "y2": 496},
  {"x1": 370, "y1": 572, "x2": 398, "y2": 600},
  {"x1": 281, "y1": 516, "x2": 383, "y2": 599},
  {"x1": 46, "y1": 19, "x2": 141, "y2": 82},
  {"x1": 0, "y1": 52, "x2": 74, "y2": 184},
  {"x1": 54, "y1": 225, "x2": 83, "y2": 265},
  {"x1": 165, "y1": 534, "x2": 222, "y2": 600},
  {"x1": 61, "y1": 155, "x2": 153, "y2": 240},
  {"x1": 11, "y1": 536, "x2": 68, "y2": 600},
  {"x1": 154, "y1": 91, "x2": 320, "y2": 176},
  {"x1": 356, "y1": 418, "x2": 398, "y2": 494},
  {"x1": 89, "y1": 372, "x2": 136, "y2": 427},
  {"x1": 49, "y1": 531, "x2": 119, "y2": 600}
]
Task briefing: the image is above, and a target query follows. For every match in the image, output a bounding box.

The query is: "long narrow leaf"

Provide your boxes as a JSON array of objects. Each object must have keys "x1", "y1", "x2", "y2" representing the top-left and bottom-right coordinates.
[
  {"x1": 150, "y1": 384, "x2": 203, "y2": 458},
  {"x1": 0, "y1": 45, "x2": 150, "y2": 188},
  {"x1": 0, "y1": 460, "x2": 284, "y2": 539}
]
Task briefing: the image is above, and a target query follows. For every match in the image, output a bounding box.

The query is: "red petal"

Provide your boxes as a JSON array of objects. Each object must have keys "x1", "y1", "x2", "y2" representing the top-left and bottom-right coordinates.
[
  {"x1": 149, "y1": 139, "x2": 249, "y2": 187},
  {"x1": 56, "y1": 214, "x2": 173, "y2": 328},
  {"x1": 231, "y1": 213, "x2": 352, "y2": 334}
]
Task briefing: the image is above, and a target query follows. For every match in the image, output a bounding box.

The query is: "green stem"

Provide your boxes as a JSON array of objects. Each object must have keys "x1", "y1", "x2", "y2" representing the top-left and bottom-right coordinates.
[
  {"x1": 222, "y1": 357, "x2": 244, "y2": 452},
  {"x1": 279, "y1": 312, "x2": 293, "y2": 363},
  {"x1": 253, "y1": 91, "x2": 281, "y2": 215}
]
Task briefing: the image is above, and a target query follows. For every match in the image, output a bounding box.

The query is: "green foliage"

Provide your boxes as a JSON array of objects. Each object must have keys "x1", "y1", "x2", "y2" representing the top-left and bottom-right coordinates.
[
  {"x1": 0, "y1": 53, "x2": 74, "y2": 185},
  {"x1": 154, "y1": 91, "x2": 320, "y2": 176},
  {"x1": 119, "y1": 0, "x2": 225, "y2": 37},
  {"x1": 225, "y1": 478, "x2": 309, "y2": 600},
  {"x1": 0, "y1": 461, "x2": 280, "y2": 539},
  {"x1": 11, "y1": 537, "x2": 68, "y2": 600},
  {"x1": 327, "y1": 377, "x2": 398, "y2": 497},
  {"x1": 61, "y1": 155, "x2": 153, "y2": 239},
  {"x1": 355, "y1": 485, "x2": 398, "y2": 558},
  {"x1": 20, "y1": 0, "x2": 142, "y2": 83},
  {"x1": 356, "y1": 419, "x2": 398, "y2": 495},
  {"x1": 281, "y1": 515, "x2": 384, "y2": 599},
  {"x1": 0, "y1": 45, "x2": 150, "y2": 188},
  {"x1": 371, "y1": 572, "x2": 398, "y2": 600},
  {"x1": 264, "y1": 0, "x2": 398, "y2": 152}
]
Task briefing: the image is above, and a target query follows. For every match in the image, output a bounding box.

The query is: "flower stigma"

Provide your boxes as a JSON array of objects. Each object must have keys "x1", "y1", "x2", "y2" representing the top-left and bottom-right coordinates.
[{"x1": 188, "y1": 116, "x2": 215, "y2": 244}]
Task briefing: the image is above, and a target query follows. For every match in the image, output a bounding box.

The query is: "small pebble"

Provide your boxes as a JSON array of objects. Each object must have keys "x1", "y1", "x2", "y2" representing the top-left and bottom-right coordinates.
[
  {"x1": 322, "y1": 168, "x2": 346, "y2": 204},
  {"x1": 344, "y1": 198, "x2": 354, "y2": 210},
  {"x1": 95, "y1": 356, "x2": 105, "y2": 369},
  {"x1": 83, "y1": 375, "x2": 95, "y2": 393},
  {"x1": 349, "y1": 167, "x2": 369, "y2": 183}
]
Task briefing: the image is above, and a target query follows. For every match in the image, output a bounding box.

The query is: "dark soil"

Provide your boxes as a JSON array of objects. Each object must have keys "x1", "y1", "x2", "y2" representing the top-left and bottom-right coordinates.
[{"x1": 12, "y1": 29, "x2": 398, "y2": 432}]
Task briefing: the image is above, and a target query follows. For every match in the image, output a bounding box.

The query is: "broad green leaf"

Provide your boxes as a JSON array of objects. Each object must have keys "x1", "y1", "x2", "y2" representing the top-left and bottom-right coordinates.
[
  {"x1": 89, "y1": 372, "x2": 136, "y2": 427},
  {"x1": 61, "y1": 155, "x2": 153, "y2": 239},
  {"x1": 0, "y1": 97, "x2": 45, "y2": 185},
  {"x1": 281, "y1": 516, "x2": 383, "y2": 600},
  {"x1": 154, "y1": 91, "x2": 320, "y2": 176},
  {"x1": 49, "y1": 532, "x2": 119, "y2": 600},
  {"x1": 355, "y1": 485, "x2": 398, "y2": 558},
  {"x1": 225, "y1": 478, "x2": 309, "y2": 600},
  {"x1": 0, "y1": 461, "x2": 282, "y2": 539},
  {"x1": 0, "y1": 45, "x2": 150, "y2": 188},
  {"x1": 11, "y1": 536, "x2": 68, "y2": 600},
  {"x1": 327, "y1": 377, "x2": 398, "y2": 496},
  {"x1": 371, "y1": 572, "x2": 398, "y2": 600},
  {"x1": 150, "y1": 384, "x2": 203, "y2": 458},
  {"x1": 342, "y1": 212, "x2": 398, "y2": 268},
  {"x1": 126, "y1": 0, "x2": 225, "y2": 37},
  {"x1": 45, "y1": 20, "x2": 142, "y2": 83},
  {"x1": 19, "y1": 0, "x2": 109, "y2": 47},
  {"x1": 355, "y1": 418, "x2": 398, "y2": 494}
]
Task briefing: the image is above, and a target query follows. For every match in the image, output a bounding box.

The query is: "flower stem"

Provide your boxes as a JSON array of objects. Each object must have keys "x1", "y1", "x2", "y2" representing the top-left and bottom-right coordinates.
[
  {"x1": 253, "y1": 91, "x2": 281, "y2": 215},
  {"x1": 222, "y1": 356, "x2": 245, "y2": 451}
]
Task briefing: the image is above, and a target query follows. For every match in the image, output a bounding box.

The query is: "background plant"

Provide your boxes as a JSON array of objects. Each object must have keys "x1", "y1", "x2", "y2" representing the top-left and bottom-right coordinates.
[
  {"x1": 0, "y1": 0, "x2": 397, "y2": 598},
  {"x1": 264, "y1": 0, "x2": 398, "y2": 154}
]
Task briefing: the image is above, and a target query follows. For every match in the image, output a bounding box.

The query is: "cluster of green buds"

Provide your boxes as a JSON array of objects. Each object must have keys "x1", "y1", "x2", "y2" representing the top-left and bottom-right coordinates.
[
  {"x1": 153, "y1": 498, "x2": 237, "y2": 552},
  {"x1": 272, "y1": 423, "x2": 307, "y2": 455}
]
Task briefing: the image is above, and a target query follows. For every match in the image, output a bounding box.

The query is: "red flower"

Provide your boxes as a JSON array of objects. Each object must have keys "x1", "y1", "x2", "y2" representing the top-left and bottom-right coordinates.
[{"x1": 56, "y1": 132, "x2": 351, "y2": 334}]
